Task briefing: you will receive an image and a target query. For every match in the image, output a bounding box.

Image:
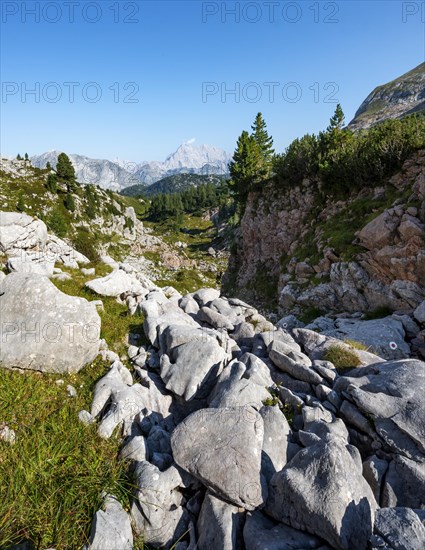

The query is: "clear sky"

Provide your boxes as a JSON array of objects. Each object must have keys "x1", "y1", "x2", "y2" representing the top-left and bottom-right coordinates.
[{"x1": 1, "y1": 0, "x2": 424, "y2": 161}]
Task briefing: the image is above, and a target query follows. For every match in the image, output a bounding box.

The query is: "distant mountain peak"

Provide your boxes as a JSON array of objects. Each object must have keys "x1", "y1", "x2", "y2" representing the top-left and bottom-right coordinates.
[
  {"x1": 349, "y1": 62, "x2": 425, "y2": 130},
  {"x1": 31, "y1": 142, "x2": 231, "y2": 190}
]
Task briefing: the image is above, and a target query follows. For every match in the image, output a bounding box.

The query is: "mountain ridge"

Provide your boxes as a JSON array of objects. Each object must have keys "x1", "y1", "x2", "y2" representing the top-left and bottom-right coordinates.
[
  {"x1": 348, "y1": 62, "x2": 425, "y2": 130},
  {"x1": 31, "y1": 142, "x2": 231, "y2": 191}
]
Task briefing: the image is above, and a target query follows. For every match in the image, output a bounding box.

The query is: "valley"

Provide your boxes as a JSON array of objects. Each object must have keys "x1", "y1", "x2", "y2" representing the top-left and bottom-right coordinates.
[{"x1": 1, "y1": 61, "x2": 425, "y2": 550}]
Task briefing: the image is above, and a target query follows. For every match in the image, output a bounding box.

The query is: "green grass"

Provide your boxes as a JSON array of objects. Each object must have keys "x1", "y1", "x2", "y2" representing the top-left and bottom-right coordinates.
[
  {"x1": 141, "y1": 213, "x2": 226, "y2": 292},
  {"x1": 324, "y1": 344, "x2": 361, "y2": 370},
  {"x1": 343, "y1": 339, "x2": 370, "y2": 351},
  {"x1": 0, "y1": 258, "x2": 151, "y2": 548},
  {"x1": 0, "y1": 358, "x2": 132, "y2": 549}
]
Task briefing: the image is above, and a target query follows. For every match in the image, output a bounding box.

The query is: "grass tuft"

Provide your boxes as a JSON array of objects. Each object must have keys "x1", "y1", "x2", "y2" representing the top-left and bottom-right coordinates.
[{"x1": 324, "y1": 344, "x2": 361, "y2": 370}]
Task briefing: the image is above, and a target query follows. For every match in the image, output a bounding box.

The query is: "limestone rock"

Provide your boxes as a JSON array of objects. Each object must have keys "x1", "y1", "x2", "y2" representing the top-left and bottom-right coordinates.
[
  {"x1": 171, "y1": 406, "x2": 265, "y2": 510},
  {"x1": 266, "y1": 434, "x2": 377, "y2": 550},
  {"x1": 334, "y1": 360, "x2": 425, "y2": 460},
  {"x1": 160, "y1": 339, "x2": 227, "y2": 400},
  {"x1": 373, "y1": 507, "x2": 425, "y2": 550},
  {"x1": 197, "y1": 491, "x2": 245, "y2": 550},
  {"x1": 86, "y1": 494, "x2": 133, "y2": 550},
  {"x1": 86, "y1": 268, "x2": 148, "y2": 297},
  {"x1": 0, "y1": 273, "x2": 100, "y2": 373},
  {"x1": 131, "y1": 461, "x2": 188, "y2": 548},
  {"x1": 244, "y1": 510, "x2": 326, "y2": 550},
  {"x1": 0, "y1": 211, "x2": 47, "y2": 253}
]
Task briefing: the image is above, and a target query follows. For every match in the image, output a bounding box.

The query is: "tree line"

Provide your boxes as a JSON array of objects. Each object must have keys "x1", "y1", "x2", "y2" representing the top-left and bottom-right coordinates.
[{"x1": 229, "y1": 108, "x2": 425, "y2": 209}]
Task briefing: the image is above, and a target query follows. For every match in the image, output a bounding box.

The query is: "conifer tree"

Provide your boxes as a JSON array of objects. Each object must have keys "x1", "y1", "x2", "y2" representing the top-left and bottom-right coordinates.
[
  {"x1": 16, "y1": 153, "x2": 22, "y2": 160},
  {"x1": 229, "y1": 130, "x2": 263, "y2": 206},
  {"x1": 326, "y1": 104, "x2": 345, "y2": 133},
  {"x1": 56, "y1": 152, "x2": 77, "y2": 192},
  {"x1": 251, "y1": 112, "x2": 274, "y2": 177},
  {"x1": 64, "y1": 192, "x2": 75, "y2": 212},
  {"x1": 46, "y1": 173, "x2": 57, "y2": 193}
]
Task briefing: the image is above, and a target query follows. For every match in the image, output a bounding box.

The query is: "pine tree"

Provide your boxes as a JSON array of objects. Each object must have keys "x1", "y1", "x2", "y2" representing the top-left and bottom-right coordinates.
[
  {"x1": 84, "y1": 184, "x2": 98, "y2": 219},
  {"x1": 56, "y1": 152, "x2": 77, "y2": 192},
  {"x1": 24, "y1": 153, "x2": 29, "y2": 161},
  {"x1": 229, "y1": 130, "x2": 263, "y2": 206},
  {"x1": 46, "y1": 161, "x2": 52, "y2": 171},
  {"x1": 326, "y1": 104, "x2": 345, "y2": 133},
  {"x1": 64, "y1": 192, "x2": 75, "y2": 212},
  {"x1": 251, "y1": 113, "x2": 274, "y2": 177},
  {"x1": 46, "y1": 173, "x2": 57, "y2": 193},
  {"x1": 16, "y1": 153, "x2": 22, "y2": 160}
]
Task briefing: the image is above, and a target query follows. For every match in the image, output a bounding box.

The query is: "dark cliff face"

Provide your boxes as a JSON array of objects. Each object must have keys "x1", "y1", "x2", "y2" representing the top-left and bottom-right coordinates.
[{"x1": 348, "y1": 63, "x2": 425, "y2": 131}]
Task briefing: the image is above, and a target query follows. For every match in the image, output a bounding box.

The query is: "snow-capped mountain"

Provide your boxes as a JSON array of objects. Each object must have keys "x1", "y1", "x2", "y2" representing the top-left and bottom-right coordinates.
[
  {"x1": 136, "y1": 142, "x2": 231, "y2": 185},
  {"x1": 31, "y1": 143, "x2": 231, "y2": 190}
]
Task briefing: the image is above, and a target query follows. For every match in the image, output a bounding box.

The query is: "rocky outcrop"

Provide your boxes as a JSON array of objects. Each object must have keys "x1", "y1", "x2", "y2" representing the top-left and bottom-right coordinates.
[
  {"x1": 225, "y1": 150, "x2": 425, "y2": 317},
  {"x1": 81, "y1": 284, "x2": 424, "y2": 549},
  {"x1": 0, "y1": 211, "x2": 91, "y2": 276},
  {"x1": 348, "y1": 62, "x2": 425, "y2": 131},
  {"x1": 0, "y1": 211, "x2": 47, "y2": 254},
  {"x1": 0, "y1": 272, "x2": 101, "y2": 373}
]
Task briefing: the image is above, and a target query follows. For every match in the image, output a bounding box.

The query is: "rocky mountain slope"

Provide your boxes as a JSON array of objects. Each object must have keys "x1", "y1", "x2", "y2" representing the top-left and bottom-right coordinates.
[
  {"x1": 1, "y1": 207, "x2": 424, "y2": 549},
  {"x1": 225, "y1": 150, "x2": 425, "y2": 323},
  {"x1": 0, "y1": 157, "x2": 228, "y2": 293},
  {"x1": 31, "y1": 142, "x2": 231, "y2": 190},
  {"x1": 349, "y1": 62, "x2": 425, "y2": 130}
]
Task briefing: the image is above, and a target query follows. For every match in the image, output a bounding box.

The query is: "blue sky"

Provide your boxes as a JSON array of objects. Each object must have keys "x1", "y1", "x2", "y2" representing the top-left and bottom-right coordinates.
[{"x1": 1, "y1": 0, "x2": 424, "y2": 161}]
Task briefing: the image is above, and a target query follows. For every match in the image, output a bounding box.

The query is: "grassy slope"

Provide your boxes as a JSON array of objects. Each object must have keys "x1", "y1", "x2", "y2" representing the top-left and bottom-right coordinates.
[
  {"x1": 0, "y1": 162, "x2": 226, "y2": 548},
  {"x1": 0, "y1": 261, "x2": 151, "y2": 549}
]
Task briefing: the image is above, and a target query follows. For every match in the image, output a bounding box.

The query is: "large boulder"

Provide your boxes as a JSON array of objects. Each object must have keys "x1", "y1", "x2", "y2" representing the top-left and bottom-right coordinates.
[
  {"x1": 260, "y1": 405, "x2": 291, "y2": 483},
  {"x1": 266, "y1": 434, "x2": 377, "y2": 550},
  {"x1": 86, "y1": 268, "x2": 147, "y2": 297},
  {"x1": 334, "y1": 360, "x2": 425, "y2": 460},
  {"x1": 373, "y1": 507, "x2": 425, "y2": 550},
  {"x1": 317, "y1": 317, "x2": 410, "y2": 360},
  {"x1": 208, "y1": 366, "x2": 271, "y2": 411},
  {"x1": 89, "y1": 363, "x2": 172, "y2": 438},
  {"x1": 192, "y1": 288, "x2": 221, "y2": 306},
  {"x1": 46, "y1": 234, "x2": 90, "y2": 268},
  {"x1": 130, "y1": 461, "x2": 188, "y2": 548},
  {"x1": 0, "y1": 273, "x2": 100, "y2": 373},
  {"x1": 382, "y1": 455, "x2": 425, "y2": 509},
  {"x1": 268, "y1": 339, "x2": 323, "y2": 385},
  {"x1": 6, "y1": 250, "x2": 55, "y2": 276},
  {"x1": 141, "y1": 298, "x2": 199, "y2": 347},
  {"x1": 0, "y1": 211, "x2": 47, "y2": 253},
  {"x1": 171, "y1": 406, "x2": 266, "y2": 510},
  {"x1": 160, "y1": 339, "x2": 227, "y2": 400}
]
